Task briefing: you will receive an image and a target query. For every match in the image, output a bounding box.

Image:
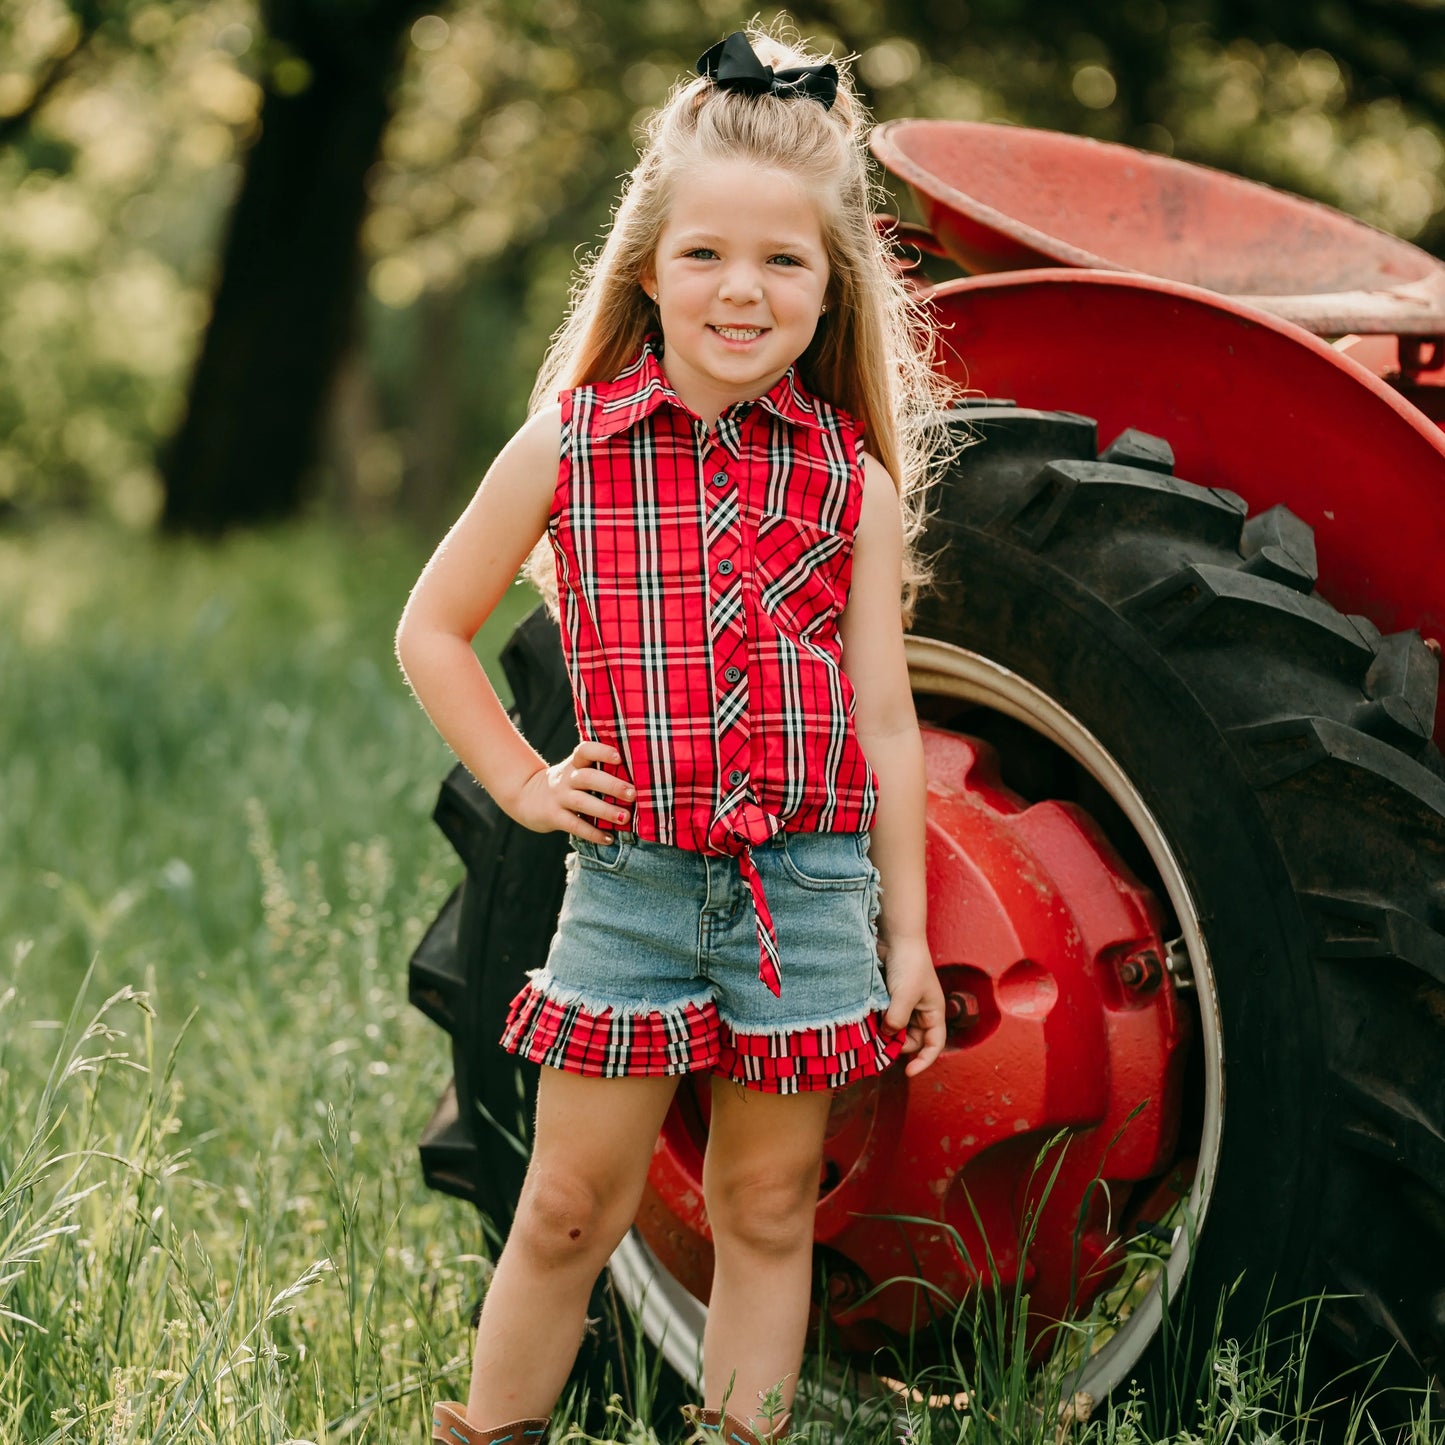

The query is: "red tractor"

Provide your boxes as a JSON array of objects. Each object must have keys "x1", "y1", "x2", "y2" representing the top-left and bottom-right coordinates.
[{"x1": 407, "y1": 122, "x2": 1445, "y2": 1416}]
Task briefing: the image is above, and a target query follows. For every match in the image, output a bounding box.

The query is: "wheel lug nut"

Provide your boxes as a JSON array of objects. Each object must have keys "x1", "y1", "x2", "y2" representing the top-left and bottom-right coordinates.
[
  {"x1": 1117, "y1": 950, "x2": 1163, "y2": 992},
  {"x1": 945, "y1": 990, "x2": 981, "y2": 1032}
]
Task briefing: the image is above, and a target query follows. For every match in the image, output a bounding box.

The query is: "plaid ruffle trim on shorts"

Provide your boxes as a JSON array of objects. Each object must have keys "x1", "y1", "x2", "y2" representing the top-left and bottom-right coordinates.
[{"x1": 500, "y1": 983, "x2": 906, "y2": 1095}]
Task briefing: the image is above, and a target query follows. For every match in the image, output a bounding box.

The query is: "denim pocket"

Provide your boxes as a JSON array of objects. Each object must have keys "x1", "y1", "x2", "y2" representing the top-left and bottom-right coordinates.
[
  {"x1": 573, "y1": 833, "x2": 633, "y2": 873},
  {"x1": 777, "y1": 831, "x2": 872, "y2": 890}
]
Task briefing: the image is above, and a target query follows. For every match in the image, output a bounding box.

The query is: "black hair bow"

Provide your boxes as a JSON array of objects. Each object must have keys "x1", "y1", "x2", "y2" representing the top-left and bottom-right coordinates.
[{"x1": 696, "y1": 31, "x2": 838, "y2": 111}]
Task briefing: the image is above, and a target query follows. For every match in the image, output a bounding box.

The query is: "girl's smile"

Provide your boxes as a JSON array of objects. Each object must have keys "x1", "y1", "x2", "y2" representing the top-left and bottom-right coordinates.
[{"x1": 640, "y1": 159, "x2": 831, "y2": 424}]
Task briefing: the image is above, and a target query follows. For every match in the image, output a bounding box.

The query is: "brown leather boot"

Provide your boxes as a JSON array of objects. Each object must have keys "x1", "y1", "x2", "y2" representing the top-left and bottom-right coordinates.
[
  {"x1": 681, "y1": 1404, "x2": 792, "y2": 1445},
  {"x1": 430, "y1": 1402, "x2": 549, "y2": 1445}
]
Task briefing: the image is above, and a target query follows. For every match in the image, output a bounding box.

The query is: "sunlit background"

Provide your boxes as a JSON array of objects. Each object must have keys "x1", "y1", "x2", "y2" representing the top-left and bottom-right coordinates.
[
  {"x1": 2, "y1": 0, "x2": 1442, "y2": 538},
  {"x1": 5, "y1": 6, "x2": 1445, "y2": 1436}
]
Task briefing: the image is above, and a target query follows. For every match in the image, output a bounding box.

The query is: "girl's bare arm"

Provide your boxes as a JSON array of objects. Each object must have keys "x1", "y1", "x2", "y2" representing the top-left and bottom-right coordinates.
[
  {"x1": 395, "y1": 405, "x2": 633, "y2": 842},
  {"x1": 838, "y1": 453, "x2": 945, "y2": 1075}
]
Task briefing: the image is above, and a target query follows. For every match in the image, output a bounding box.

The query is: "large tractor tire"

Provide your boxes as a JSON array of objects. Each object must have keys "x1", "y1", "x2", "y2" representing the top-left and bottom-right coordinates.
[{"x1": 409, "y1": 404, "x2": 1445, "y2": 1420}]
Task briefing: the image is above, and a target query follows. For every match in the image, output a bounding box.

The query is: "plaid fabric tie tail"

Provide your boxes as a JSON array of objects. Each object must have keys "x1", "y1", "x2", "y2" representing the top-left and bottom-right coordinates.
[{"x1": 737, "y1": 844, "x2": 782, "y2": 997}]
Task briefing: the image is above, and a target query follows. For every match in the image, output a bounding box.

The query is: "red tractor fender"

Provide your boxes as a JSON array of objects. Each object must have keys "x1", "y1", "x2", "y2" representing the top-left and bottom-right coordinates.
[{"x1": 926, "y1": 268, "x2": 1445, "y2": 735}]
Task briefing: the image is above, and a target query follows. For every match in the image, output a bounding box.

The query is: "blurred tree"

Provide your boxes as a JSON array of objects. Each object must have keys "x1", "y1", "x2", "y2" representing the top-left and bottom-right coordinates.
[
  {"x1": 0, "y1": 0, "x2": 225, "y2": 524},
  {"x1": 159, "y1": 0, "x2": 433, "y2": 530},
  {"x1": 0, "y1": 0, "x2": 101, "y2": 148},
  {"x1": 1, "y1": 0, "x2": 1443, "y2": 530}
]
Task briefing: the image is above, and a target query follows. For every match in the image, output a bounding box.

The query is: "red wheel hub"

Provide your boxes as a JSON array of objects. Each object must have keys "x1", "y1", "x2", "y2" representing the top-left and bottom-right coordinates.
[{"x1": 637, "y1": 725, "x2": 1189, "y2": 1349}]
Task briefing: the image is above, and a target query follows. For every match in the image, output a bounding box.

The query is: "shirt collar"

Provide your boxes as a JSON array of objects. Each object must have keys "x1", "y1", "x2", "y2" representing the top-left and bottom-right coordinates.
[{"x1": 590, "y1": 336, "x2": 828, "y2": 439}]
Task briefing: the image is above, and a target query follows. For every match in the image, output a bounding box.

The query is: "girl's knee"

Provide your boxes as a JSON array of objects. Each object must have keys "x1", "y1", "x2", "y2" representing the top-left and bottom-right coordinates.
[
  {"x1": 512, "y1": 1166, "x2": 632, "y2": 1268},
  {"x1": 707, "y1": 1163, "x2": 819, "y2": 1258}
]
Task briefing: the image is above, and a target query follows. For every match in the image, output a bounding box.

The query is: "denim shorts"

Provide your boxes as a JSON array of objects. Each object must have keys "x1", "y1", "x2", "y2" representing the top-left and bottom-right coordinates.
[{"x1": 500, "y1": 830, "x2": 903, "y2": 1093}]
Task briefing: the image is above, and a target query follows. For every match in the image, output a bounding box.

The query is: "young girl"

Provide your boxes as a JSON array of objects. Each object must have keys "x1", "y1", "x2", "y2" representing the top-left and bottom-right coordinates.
[{"x1": 397, "y1": 24, "x2": 953, "y2": 1445}]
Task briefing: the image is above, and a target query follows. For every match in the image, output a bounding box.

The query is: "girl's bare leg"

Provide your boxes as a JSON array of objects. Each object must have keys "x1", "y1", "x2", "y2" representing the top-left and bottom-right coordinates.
[
  {"x1": 465, "y1": 1068, "x2": 681, "y2": 1425},
  {"x1": 702, "y1": 1080, "x2": 833, "y2": 1433}
]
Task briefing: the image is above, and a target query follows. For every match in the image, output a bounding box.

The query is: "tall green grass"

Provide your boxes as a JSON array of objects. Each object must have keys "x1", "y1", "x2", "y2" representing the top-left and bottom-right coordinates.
[
  {"x1": 0, "y1": 521, "x2": 1439, "y2": 1443},
  {"x1": 0, "y1": 520, "x2": 522, "y2": 1442}
]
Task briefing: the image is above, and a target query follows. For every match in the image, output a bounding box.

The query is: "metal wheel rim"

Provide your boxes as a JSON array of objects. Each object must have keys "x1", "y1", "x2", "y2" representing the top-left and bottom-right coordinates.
[{"x1": 608, "y1": 635, "x2": 1225, "y2": 1405}]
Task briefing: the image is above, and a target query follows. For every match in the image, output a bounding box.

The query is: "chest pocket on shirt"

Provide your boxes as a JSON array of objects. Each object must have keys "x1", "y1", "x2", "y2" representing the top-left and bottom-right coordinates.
[{"x1": 754, "y1": 511, "x2": 851, "y2": 638}]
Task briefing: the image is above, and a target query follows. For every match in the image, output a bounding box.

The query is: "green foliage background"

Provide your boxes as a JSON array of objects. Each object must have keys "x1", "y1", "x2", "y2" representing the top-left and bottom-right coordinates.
[{"x1": 2, "y1": 0, "x2": 1443, "y2": 530}]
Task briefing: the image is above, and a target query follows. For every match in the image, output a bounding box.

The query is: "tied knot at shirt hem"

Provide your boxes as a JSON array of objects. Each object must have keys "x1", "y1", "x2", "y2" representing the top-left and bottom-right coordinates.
[{"x1": 708, "y1": 804, "x2": 784, "y2": 998}]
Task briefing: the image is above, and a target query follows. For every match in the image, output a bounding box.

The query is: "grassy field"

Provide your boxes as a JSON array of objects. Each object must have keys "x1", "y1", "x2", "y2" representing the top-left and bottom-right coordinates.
[
  {"x1": 0, "y1": 520, "x2": 522, "y2": 1444},
  {"x1": 1, "y1": 521, "x2": 1439, "y2": 1445}
]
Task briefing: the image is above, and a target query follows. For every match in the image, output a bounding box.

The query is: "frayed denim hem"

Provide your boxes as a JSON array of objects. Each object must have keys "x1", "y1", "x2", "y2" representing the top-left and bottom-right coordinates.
[{"x1": 518, "y1": 967, "x2": 716, "y2": 1021}]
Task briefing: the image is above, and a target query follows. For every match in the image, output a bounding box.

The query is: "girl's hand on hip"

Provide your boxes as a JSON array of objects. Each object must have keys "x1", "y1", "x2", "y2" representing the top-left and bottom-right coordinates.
[
  {"x1": 881, "y1": 939, "x2": 946, "y2": 1077},
  {"x1": 514, "y1": 741, "x2": 634, "y2": 843}
]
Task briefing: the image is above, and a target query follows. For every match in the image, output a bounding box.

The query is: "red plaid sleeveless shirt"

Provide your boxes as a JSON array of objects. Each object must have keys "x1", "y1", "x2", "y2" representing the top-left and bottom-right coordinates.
[{"x1": 549, "y1": 338, "x2": 879, "y2": 996}]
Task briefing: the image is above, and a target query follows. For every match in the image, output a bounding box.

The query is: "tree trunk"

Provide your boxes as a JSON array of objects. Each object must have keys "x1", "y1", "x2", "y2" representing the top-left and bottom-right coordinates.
[{"x1": 160, "y1": 0, "x2": 426, "y2": 532}]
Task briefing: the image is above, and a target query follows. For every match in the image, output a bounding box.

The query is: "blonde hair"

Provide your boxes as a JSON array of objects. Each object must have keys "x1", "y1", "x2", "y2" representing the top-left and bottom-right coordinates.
[{"x1": 524, "y1": 17, "x2": 959, "y2": 621}]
